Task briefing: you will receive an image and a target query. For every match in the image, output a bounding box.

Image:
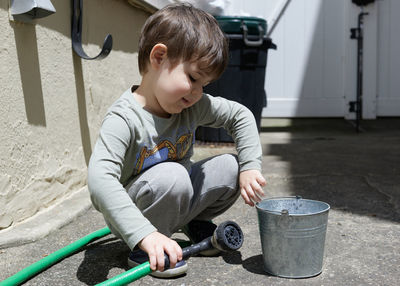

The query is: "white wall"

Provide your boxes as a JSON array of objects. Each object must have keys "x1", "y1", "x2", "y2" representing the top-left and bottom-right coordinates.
[{"x1": 0, "y1": 0, "x2": 149, "y2": 230}]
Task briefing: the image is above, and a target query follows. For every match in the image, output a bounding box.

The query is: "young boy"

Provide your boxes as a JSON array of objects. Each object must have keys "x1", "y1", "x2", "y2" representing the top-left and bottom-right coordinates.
[{"x1": 88, "y1": 3, "x2": 266, "y2": 278}]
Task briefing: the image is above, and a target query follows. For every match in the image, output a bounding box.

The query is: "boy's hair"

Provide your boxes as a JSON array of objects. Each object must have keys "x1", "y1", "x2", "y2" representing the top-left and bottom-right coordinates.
[{"x1": 138, "y1": 3, "x2": 229, "y2": 80}]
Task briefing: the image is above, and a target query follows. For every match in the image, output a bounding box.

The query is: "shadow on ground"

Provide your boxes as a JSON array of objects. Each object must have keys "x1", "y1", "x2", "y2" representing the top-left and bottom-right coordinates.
[
  {"x1": 76, "y1": 238, "x2": 129, "y2": 285},
  {"x1": 261, "y1": 118, "x2": 400, "y2": 223},
  {"x1": 223, "y1": 251, "x2": 269, "y2": 276}
]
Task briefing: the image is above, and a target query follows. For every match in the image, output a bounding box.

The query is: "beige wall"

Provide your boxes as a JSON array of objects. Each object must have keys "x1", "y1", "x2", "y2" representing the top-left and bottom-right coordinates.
[{"x1": 0, "y1": 0, "x2": 149, "y2": 230}]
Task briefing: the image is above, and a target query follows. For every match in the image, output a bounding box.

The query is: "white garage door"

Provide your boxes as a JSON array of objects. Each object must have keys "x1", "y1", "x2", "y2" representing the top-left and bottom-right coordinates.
[
  {"x1": 226, "y1": 0, "x2": 400, "y2": 118},
  {"x1": 376, "y1": 0, "x2": 400, "y2": 116}
]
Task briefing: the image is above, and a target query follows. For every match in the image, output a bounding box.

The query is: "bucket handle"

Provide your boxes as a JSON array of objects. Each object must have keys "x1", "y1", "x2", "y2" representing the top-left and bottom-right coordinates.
[
  {"x1": 241, "y1": 22, "x2": 264, "y2": 47},
  {"x1": 260, "y1": 195, "x2": 303, "y2": 215}
]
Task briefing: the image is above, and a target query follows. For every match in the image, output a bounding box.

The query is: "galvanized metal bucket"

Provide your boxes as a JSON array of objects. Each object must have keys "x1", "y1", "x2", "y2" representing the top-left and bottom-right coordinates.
[{"x1": 256, "y1": 196, "x2": 330, "y2": 278}]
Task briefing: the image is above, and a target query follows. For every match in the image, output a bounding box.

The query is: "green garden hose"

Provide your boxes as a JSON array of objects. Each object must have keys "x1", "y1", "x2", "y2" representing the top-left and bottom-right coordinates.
[
  {"x1": 96, "y1": 261, "x2": 152, "y2": 286},
  {"x1": 0, "y1": 227, "x2": 111, "y2": 286}
]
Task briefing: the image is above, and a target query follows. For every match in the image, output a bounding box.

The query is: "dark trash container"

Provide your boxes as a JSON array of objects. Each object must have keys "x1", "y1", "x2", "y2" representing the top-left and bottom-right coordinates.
[{"x1": 196, "y1": 16, "x2": 276, "y2": 143}]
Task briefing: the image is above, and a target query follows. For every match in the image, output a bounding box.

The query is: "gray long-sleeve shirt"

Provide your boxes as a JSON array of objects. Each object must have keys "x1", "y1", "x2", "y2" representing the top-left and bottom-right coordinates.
[{"x1": 88, "y1": 87, "x2": 262, "y2": 249}]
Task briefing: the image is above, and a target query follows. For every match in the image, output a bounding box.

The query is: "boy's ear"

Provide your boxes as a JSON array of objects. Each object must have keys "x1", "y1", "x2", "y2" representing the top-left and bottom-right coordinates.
[{"x1": 149, "y1": 43, "x2": 168, "y2": 69}]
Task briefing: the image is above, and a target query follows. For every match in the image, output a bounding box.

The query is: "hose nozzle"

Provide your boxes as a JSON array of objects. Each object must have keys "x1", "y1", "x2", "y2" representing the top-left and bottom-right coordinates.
[
  {"x1": 211, "y1": 220, "x2": 244, "y2": 252},
  {"x1": 178, "y1": 220, "x2": 243, "y2": 266}
]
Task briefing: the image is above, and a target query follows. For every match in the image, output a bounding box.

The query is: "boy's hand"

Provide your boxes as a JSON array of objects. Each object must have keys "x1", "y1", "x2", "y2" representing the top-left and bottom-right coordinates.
[
  {"x1": 239, "y1": 169, "x2": 266, "y2": 207},
  {"x1": 138, "y1": 231, "x2": 183, "y2": 272}
]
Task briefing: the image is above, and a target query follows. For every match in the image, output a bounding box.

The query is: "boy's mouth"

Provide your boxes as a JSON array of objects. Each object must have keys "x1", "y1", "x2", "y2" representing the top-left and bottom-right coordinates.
[{"x1": 182, "y1": 97, "x2": 190, "y2": 105}]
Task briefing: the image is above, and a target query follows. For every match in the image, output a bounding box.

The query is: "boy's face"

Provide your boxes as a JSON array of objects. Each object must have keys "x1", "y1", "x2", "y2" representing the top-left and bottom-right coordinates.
[{"x1": 153, "y1": 59, "x2": 213, "y2": 116}]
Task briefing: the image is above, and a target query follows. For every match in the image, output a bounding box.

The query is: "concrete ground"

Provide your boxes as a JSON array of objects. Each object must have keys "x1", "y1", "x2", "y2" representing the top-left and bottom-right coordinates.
[{"x1": 1, "y1": 118, "x2": 399, "y2": 285}]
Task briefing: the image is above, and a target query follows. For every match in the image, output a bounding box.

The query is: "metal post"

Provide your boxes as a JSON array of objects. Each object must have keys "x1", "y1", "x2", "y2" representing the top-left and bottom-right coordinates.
[{"x1": 349, "y1": 11, "x2": 368, "y2": 132}]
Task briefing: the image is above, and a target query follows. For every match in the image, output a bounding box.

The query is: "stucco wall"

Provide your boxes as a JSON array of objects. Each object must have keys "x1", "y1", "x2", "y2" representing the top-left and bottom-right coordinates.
[{"x1": 0, "y1": 0, "x2": 149, "y2": 230}]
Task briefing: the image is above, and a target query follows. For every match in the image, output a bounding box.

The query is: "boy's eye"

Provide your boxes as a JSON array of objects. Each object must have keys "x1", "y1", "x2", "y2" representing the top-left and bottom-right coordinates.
[{"x1": 189, "y1": 75, "x2": 196, "y2": 82}]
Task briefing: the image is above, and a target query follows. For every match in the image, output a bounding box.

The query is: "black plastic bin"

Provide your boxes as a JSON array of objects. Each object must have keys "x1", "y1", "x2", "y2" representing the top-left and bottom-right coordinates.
[{"x1": 196, "y1": 16, "x2": 276, "y2": 142}]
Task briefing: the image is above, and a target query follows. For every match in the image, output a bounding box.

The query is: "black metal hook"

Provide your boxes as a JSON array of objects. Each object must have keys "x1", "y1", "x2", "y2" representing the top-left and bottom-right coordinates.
[{"x1": 71, "y1": 0, "x2": 112, "y2": 60}]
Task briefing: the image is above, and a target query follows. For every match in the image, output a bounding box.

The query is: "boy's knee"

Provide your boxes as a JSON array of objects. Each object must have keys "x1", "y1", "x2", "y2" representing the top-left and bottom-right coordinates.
[
  {"x1": 129, "y1": 162, "x2": 192, "y2": 209},
  {"x1": 223, "y1": 153, "x2": 239, "y2": 170},
  {"x1": 219, "y1": 153, "x2": 239, "y2": 188},
  {"x1": 152, "y1": 163, "x2": 193, "y2": 203},
  {"x1": 158, "y1": 162, "x2": 191, "y2": 188},
  {"x1": 140, "y1": 163, "x2": 193, "y2": 222}
]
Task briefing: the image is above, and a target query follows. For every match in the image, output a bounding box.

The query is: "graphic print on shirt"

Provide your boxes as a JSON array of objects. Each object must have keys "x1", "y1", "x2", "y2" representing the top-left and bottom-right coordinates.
[{"x1": 134, "y1": 132, "x2": 193, "y2": 175}]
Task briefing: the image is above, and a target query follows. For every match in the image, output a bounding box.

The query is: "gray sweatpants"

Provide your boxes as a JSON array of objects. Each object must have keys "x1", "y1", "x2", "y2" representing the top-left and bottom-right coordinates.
[{"x1": 113, "y1": 153, "x2": 240, "y2": 238}]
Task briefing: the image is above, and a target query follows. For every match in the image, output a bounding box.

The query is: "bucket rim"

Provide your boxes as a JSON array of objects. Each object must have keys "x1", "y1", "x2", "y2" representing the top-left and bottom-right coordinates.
[{"x1": 255, "y1": 196, "x2": 330, "y2": 216}]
